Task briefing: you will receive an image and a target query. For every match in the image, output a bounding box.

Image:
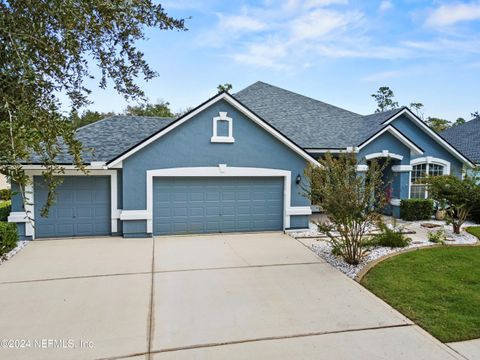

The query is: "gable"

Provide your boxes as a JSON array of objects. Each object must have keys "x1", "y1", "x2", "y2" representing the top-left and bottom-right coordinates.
[
  {"x1": 382, "y1": 109, "x2": 473, "y2": 167},
  {"x1": 107, "y1": 92, "x2": 318, "y2": 168},
  {"x1": 390, "y1": 114, "x2": 464, "y2": 175},
  {"x1": 357, "y1": 130, "x2": 412, "y2": 163},
  {"x1": 120, "y1": 99, "x2": 313, "y2": 210}
]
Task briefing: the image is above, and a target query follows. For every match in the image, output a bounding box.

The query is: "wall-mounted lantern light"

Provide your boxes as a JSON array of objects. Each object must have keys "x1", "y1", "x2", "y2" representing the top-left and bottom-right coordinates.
[{"x1": 296, "y1": 174, "x2": 301, "y2": 185}]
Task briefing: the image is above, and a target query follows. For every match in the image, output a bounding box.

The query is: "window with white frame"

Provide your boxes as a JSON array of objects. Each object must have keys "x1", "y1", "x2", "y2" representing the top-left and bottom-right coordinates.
[
  {"x1": 211, "y1": 112, "x2": 234, "y2": 143},
  {"x1": 410, "y1": 163, "x2": 444, "y2": 198}
]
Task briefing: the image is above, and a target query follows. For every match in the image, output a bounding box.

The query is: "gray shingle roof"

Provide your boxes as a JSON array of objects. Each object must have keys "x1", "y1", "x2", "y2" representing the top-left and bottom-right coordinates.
[
  {"x1": 442, "y1": 118, "x2": 480, "y2": 164},
  {"x1": 29, "y1": 115, "x2": 175, "y2": 164},
  {"x1": 27, "y1": 82, "x2": 408, "y2": 165},
  {"x1": 234, "y1": 81, "x2": 403, "y2": 149}
]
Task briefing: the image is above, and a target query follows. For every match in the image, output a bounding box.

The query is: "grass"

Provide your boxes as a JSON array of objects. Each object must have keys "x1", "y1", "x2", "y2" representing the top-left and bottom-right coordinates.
[
  {"x1": 361, "y1": 246, "x2": 480, "y2": 343},
  {"x1": 466, "y1": 226, "x2": 480, "y2": 239}
]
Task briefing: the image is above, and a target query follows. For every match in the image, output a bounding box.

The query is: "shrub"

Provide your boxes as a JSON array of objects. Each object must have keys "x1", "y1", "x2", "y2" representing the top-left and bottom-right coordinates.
[
  {"x1": 370, "y1": 221, "x2": 411, "y2": 248},
  {"x1": 400, "y1": 199, "x2": 434, "y2": 221},
  {"x1": 428, "y1": 229, "x2": 446, "y2": 244},
  {"x1": 427, "y1": 175, "x2": 480, "y2": 234},
  {"x1": 0, "y1": 222, "x2": 18, "y2": 256},
  {"x1": 0, "y1": 201, "x2": 11, "y2": 222},
  {"x1": 0, "y1": 189, "x2": 11, "y2": 201},
  {"x1": 304, "y1": 152, "x2": 389, "y2": 265}
]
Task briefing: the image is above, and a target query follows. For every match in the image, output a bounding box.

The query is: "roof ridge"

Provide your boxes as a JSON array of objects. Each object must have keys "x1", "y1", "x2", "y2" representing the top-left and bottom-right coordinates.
[
  {"x1": 237, "y1": 81, "x2": 361, "y2": 116},
  {"x1": 75, "y1": 114, "x2": 174, "y2": 131},
  {"x1": 75, "y1": 114, "x2": 118, "y2": 131},
  {"x1": 361, "y1": 107, "x2": 405, "y2": 119},
  {"x1": 442, "y1": 117, "x2": 480, "y2": 136}
]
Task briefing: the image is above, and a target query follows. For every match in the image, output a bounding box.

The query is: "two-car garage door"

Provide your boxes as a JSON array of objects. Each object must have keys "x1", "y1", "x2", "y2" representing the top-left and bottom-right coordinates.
[
  {"x1": 153, "y1": 177, "x2": 284, "y2": 235},
  {"x1": 33, "y1": 175, "x2": 284, "y2": 238}
]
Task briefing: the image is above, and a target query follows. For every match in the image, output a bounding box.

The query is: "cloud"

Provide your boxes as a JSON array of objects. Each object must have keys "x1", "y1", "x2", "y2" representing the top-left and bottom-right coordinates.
[
  {"x1": 426, "y1": 2, "x2": 480, "y2": 27},
  {"x1": 379, "y1": 1, "x2": 393, "y2": 12},
  {"x1": 290, "y1": 9, "x2": 363, "y2": 40},
  {"x1": 218, "y1": 15, "x2": 266, "y2": 32}
]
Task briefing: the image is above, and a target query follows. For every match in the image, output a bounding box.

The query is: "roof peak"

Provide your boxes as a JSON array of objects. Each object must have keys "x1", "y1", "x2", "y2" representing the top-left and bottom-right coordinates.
[{"x1": 237, "y1": 81, "x2": 361, "y2": 116}]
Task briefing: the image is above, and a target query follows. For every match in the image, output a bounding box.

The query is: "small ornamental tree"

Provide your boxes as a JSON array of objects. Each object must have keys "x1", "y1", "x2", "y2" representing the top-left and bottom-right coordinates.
[
  {"x1": 304, "y1": 152, "x2": 389, "y2": 265},
  {"x1": 426, "y1": 174, "x2": 480, "y2": 234}
]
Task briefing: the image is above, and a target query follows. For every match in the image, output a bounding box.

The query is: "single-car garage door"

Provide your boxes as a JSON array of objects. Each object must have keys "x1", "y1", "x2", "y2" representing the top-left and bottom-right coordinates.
[
  {"x1": 153, "y1": 177, "x2": 283, "y2": 235},
  {"x1": 34, "y1": 176, "x2": 111, "y2": 238}
]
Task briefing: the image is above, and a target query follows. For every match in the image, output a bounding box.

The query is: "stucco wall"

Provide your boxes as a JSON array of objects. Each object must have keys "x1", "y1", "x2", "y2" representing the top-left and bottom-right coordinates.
[
  {"x1": 121, "y1": 99, "x2": 310, "y2": 236},
  {"x1": 392, "y1": 115, "x2": 464, "y2": 176}
]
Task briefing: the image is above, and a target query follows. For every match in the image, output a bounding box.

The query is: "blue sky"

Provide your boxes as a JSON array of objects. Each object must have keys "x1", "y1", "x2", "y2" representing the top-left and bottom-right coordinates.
[{"x1": 81, "y1": 0, "x2": 480, "y2": 121}]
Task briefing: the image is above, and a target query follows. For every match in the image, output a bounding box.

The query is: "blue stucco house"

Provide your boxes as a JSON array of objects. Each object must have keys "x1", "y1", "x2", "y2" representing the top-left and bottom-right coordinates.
[{"x1": 9, "y1": 81, "x2": 474, "y2": 239}]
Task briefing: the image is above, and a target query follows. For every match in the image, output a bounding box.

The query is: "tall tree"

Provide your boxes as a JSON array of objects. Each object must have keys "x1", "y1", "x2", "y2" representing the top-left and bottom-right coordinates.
[
  {"x1": 1, "y1": 1, "x2": 186, "y2": 214},
  {"x1": 217, "y1": 83, "x2": 233, "y2": 93},
  {"x1": 472, "y1": 111, "x2": 480, "y2": 119},
  {"x1": 409, "y1": 102, "x2": 424, "y2": 120},
  {"x1": 371, "y1": 86, "x2": 399, "y2": 113},
  {"x1": 426, "y1": 117, "x2": 451, "y2": 133},
  {"x1": 452, "y1": 117, "x2": 466, "y2": 127},
  {"x1": 125, "y1": 101, "x2": 173, "y2": 117}
]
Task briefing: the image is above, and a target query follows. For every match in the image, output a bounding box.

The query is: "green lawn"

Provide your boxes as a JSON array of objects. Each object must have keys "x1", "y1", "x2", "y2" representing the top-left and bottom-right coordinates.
[
  {"x1": 466, "y1": 226, "x2": 480, "y2": 239},
  {"x1": 361, "y1": 246, "x2": 480, "y2": 343}
]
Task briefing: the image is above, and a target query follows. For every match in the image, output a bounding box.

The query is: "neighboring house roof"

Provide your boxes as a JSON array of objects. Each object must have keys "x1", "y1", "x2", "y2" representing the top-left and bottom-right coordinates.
[
  {"x1": 28, "y1": 115, "x2": 175, "y2": 164},
  {"x1": 234, "y1": 81, "x2": 404, "y2": 149},
  {"x1": 442, "y1": 118, "x2": 480, "y2": 164}
]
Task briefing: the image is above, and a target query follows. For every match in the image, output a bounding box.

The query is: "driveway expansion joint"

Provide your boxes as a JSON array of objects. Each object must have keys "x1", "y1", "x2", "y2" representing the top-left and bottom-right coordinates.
[
  {"x1": 146, "y1": 237, "x2": 157, "y2": 360},
  {"x1": 99, "y1": 323, "x2": 415, "y2": 359},
  {"x1": 0, "y1": 271, "x2": 152, "y2": 285}
]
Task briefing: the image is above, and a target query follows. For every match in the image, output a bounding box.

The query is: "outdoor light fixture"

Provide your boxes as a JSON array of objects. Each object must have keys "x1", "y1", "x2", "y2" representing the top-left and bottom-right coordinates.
[{"x1": 296, "y1": 174, "x2": 301, "y2": 185}]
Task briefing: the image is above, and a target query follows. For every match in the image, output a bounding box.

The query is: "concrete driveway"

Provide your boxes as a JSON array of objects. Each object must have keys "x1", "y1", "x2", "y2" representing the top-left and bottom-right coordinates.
[{"x1": 0, "y1": 233, "x2": 464, "y2": 360}]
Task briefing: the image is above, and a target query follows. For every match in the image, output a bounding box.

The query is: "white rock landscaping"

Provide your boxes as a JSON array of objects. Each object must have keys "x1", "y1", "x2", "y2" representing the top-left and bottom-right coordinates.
[
  {"x1": 0, "y1": 240, "x2": 28, "y2": 265},
  {"x1": 290, "y1": 218, "x2": 478, "y2": 279}
]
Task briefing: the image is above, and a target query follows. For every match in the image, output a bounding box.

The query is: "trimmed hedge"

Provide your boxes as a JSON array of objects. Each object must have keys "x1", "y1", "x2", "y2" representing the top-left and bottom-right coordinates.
[
  {"x1": 400, "y1": 199, "x2": 434, "y2": 221},
  {"x1": 0, "y1": 222, "x2": 18, "y2": 256},
  {"x1": 0, "y1": 201, "x2": 11, "y2": 222}
]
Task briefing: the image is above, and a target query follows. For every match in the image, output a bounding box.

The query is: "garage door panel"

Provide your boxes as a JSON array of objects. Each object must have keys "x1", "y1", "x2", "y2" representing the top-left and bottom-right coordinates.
[
  {"x1": 189, "y1": 207, "x2": 204, "y2": 216},
  {"x1": 153, "y1": 177, "x2": 283, "y2": 235},
  {"x1": 34, "y1": 176, "x2": 110, "y2": 238}
]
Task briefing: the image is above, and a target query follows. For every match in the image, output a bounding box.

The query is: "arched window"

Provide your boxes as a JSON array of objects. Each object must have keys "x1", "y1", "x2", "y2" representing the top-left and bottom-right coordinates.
[{"x1": 410, "y1": 162, "x2": 446, "y2": 198}]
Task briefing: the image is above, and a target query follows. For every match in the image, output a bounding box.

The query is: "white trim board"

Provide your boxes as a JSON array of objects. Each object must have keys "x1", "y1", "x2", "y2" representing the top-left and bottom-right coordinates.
[
  {"x1": 381, "y1": 108, "x2": 474, "y2": 167},
  {"x1": 392, "y1": 165, "x2": 413, "y2": 172},
  {"x1": 140, "y1": 166, "x2": 312, "y2": 234},
  {"x1": 305, "y1": 147, "x2": 359, "y2": 154},
  {"x1": 365, "y1": 150, "x2": 403, "y2": 161},
  {"x1": 358, "y1": 125, "x2": 423, "y2": 155},
  {"x1": 411, "y1": 156, "x2": 451, "y2": 175},
  {"x1": 9, "y1": 169, "x2": 119, "y2": 239},
  {"x1": 106, "y1": 92, "x2": 320, "y2": 168}
]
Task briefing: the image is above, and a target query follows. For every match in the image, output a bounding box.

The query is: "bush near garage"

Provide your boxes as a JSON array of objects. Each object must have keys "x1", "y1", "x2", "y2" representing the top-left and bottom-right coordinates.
[
  {"x1": 0, "y1": 222, "x2": 18, "y2": 256},
  {"x1": 0, "y1": 201, "x2": 11, "y2": 222},
  {"x1": 400, "y1": 199, "x2": 434, "y2": 221}
]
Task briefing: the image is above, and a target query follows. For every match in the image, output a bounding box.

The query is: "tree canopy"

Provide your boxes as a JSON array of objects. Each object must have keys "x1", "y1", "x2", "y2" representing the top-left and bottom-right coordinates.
[
  {"x1": 125, "y1": 101, "x2": 174, "y2": 117},
  {"x1": 1, "y1": 0, "x2": 186, "y2": 214},
  {"x1": 217, "y1": 83, "x2": 233, "y2": 93},
  {"x1": 371, "y1": 86, "x2": 399, "y2": 113},
  {"x1": 371, "y1": 86, "x2": 473, "y2": 132}
]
